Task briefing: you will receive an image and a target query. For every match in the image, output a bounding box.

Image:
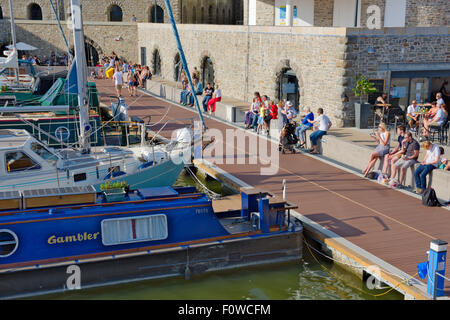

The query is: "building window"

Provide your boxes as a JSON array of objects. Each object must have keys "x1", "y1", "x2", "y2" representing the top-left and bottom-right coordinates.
[
  {"x1": 0, "y1": 6, "x2": 3, "y2": 19},
  {"x1": 201, "y1": 7, "x2": 205, "y2": 23},
  {"x1": 31, "y1": 142, "x2": 58, "y2": 166},
  {"x1": 109, "y1": 5, "x2": 123, "y2": 22},
  {"x1": 28, "y1": 3, "x2": 43, "y2": 20},
  {"x1": 152, "y1": 49, "x2": 161, "y2": 76},
  {"x1": 5, "y1": 151, "x2": 41, "y2": 173},
  {"x1": 140, "y1": 47, "x2": 147, "y2": 66},
  {"x1": 73, "y1": 172, "x2": 87, "y2": 182},
  {"x1": 0, "y1": 230, "x2": 19, "y2": 257},
  {"x1": 101, "y1": 214, "x2": 168, "y2": 246},
  {"x1": 150, "y1": 5, "x2": 164, "y2": 23}
]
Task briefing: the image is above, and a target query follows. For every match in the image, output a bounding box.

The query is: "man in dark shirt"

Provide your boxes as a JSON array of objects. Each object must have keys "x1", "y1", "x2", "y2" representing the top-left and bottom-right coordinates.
[
  {"x1": 202, "y1": 83, "x2": 214, "y2": 113},
  {"x1": 391, "y1": 131, "x2": 420, "y2": 186}
]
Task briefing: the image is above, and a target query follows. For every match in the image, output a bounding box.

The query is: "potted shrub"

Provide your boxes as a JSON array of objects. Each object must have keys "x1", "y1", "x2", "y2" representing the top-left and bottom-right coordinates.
[
  {"x1": 100, "y1": 180, "x2": 129, "y2": 202},
  {"x1": 352, "y1": 75, "x2": 378, "y2": 129}
]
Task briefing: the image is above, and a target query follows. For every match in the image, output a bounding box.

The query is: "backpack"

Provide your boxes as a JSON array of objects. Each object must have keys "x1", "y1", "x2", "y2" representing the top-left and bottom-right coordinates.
[
  {"x1": 422, "y1": 188, "x2": 441, "y2": 207},
  {"x1": 367, "y1": 171, "x2": 379, "y2": 180}
]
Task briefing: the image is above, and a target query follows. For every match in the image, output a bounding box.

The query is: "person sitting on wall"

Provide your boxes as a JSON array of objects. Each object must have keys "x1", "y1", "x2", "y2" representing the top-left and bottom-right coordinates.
[
  {"x1": 381, "y1": 125, "x2": 406, "y2": 176},
  {"x1": 202, "y1": 83, "x2": 214, "y2": 113},
  {"x1": 296, "y1": 107, "x2": 314, "y2": 148},
  {"x1": 207, "y1": 84, "x2": 222, "y2": 114},
  {"x1": 308, "y1": 108, "x2": 332, "y2": 155},
  {"x1": 187, "y1": 78, "x2": 203, "y2": 106},
  {"x1": 414, "y1": 140, "x2": 441, "y2": 194},
  {"x1": 391, "y1": 131, "x2": 420, "y2": 187},
  {"x1": 245, "y1": 98, "x2": 260, "y2": 129},
  {"x1": 362, "y1": 122, "x2": 390, "y2": 177},
  {"x1": 263, "y1": 99, "x2": 277, "y2": 136}
]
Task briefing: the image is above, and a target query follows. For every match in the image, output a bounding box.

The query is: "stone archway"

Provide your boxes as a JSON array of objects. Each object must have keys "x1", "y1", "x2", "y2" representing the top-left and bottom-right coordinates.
[
  {"x1": 84, "y1": 37, "x2": 103, "y2": 66},
  {"x1": 273, "y1": 59, "x2": 305, "y2": 111},
  {"x1": 151, "y1": 47, "x2": 162, "y2": 76},
  {"x1": 173, "y1": 52, "x2": 182, "y2": 81},
  {"x1": 199, "y1": 51, "x2": 216, "y2": 88}
]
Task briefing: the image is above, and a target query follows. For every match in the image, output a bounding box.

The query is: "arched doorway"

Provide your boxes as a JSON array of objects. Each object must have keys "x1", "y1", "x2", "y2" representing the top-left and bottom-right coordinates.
[
  {"x1": 173, "y1": 53, "x2": 182, "y2": 81},
  {"x1": 182, "y1": 6, "x2": 187, "y2": 23},
  {"x1": 277, "y1": 69, "x2": 300, "y2": 111},
  {"x1": 152, "y1": 49, "x2": 161, "y2": 76},
  {"x1": 192, "y1": 7, "x2": 197, "y2": 23},
  {"x1": 28, "y1": 3, "x2": 43, "y2": 20},
  {"x1": 150, "y1": 5, "x2": 164, "y2": 23},
  {"x1": 208, "y1": 5, "x2": 214, "y2": 24},
  {"x1": 109, "y1": 5, "x2": 123, "y2": 22},
  {"x1": 201, "y1": 56, "x2": 214, "y2": 88},
  {"x1": 85, "y1": 42, "x2": 99, "y2": 67}
]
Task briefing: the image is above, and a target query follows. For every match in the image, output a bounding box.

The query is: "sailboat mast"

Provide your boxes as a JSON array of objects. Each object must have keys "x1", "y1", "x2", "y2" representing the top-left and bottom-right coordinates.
[
  {"x1": 163, "y1": 0, "x2": 206, "y2": 131},
  {"x1": 8, "y1": 0, "x2": 20, "y2": 86},
  {"x1": 70, "y1": 0, "x2": 91, "y2": 153}
]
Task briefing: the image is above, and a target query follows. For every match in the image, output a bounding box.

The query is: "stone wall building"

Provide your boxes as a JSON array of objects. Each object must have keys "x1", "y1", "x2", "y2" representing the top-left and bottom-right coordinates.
[
  {"x1": 0, "y1": 0, "x2": 242, "y2": 65},
  {"x1": 138, "y1": 0, "x2": 449, "y2": 127},
  {"x1": 0, "y1": 0, "x2": 449, "y2": 127}
]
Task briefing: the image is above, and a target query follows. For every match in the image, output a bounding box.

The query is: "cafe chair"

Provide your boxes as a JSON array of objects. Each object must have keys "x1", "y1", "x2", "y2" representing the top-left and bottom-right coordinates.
[{"x1": 428, "y1": 118, "x2": 449, "y2": 145}]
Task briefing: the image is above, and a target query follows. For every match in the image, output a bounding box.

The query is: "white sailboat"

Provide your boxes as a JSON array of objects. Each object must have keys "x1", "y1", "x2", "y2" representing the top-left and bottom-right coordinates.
[
  {"x1": 0, "y1": 0, "x2": 188, "y2": 193},
  {"x1": 0, "y1": 1, "x2": 36, "y2": 90}
]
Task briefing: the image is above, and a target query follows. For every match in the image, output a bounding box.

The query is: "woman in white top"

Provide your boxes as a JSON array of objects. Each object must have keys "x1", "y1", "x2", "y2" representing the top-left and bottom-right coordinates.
[
  {"x1": 113, "y1": 67, "x2": 123, "y2": 97},
  {"x1": 414, "y1": 140, "x2": 441, "y2": 193},
  {"x1": 207, "y1": 84, "x2": 222, "y2": 114},
  {"x1": 363, "y1": 122, "x2": 390, "y2": 177}
]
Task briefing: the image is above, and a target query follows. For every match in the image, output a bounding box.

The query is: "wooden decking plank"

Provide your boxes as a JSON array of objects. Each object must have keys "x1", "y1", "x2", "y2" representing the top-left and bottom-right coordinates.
[{"x1": 96, "y1": 80, "x2": 450, "y2": 294}]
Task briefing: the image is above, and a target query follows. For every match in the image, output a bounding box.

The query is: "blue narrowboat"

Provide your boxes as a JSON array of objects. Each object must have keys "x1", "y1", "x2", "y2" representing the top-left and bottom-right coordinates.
[{"x1": 0, "y1": 185, "x2": 302, "y2": 299}]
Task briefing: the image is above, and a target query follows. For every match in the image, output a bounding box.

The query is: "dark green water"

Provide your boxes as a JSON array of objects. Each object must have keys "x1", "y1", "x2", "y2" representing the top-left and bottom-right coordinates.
[{"x1": 34, "y1": 170, "x2": 403, "y2": 300}]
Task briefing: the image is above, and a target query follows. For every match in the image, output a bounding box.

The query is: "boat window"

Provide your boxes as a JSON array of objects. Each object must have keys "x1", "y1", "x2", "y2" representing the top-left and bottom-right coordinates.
[
  {"x1": 74, "y1": 172, "x2": 87, "y2": 182},
  {"x1": 0, "y1": 230, "x2": 18, "y2": 257},
  {"x1": 5, "y1": 151, "x2": 41, "y2": 173},
  {"x1": 101, "y1": 214, "x2": 168, "y2": 246},
  {"x1": 31, "y1": 142, "x2": 58, "y2": 166}
]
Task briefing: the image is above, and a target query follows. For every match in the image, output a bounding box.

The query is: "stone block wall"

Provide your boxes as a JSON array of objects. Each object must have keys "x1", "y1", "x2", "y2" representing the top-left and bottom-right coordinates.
[
  {"x1": 313, "y1": 0, "x2": 333, "y2": 27},
  {"x1": 139, "y1": 24, "x2": 350, "y2": 127},
  {"x1": 0, "y1": 0, "x2": 181, "y2": 23},
  {"x1": 406, "y1": 0, "x2": 449, "y2": 27}
]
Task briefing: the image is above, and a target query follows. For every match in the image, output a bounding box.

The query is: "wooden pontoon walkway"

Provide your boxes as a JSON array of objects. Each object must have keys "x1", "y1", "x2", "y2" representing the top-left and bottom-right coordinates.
[{"x1": 95, "y1": 79, "x2": 449, "y2": 298}]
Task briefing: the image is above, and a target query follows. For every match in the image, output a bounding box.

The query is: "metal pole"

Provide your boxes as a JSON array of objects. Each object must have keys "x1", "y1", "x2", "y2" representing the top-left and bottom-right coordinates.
[
  {"x1": 163, "y1": 0, "x2": 206, "y2": 131},
  {"x1": 354, "y1": 0, "x2": 359, "y2": 27},
  {"x1": 8, "y1": 0, "x2": 20, "y2": 86},
  {"x1": 70, "y1": 0, "x2": 91, "y2": 153}
]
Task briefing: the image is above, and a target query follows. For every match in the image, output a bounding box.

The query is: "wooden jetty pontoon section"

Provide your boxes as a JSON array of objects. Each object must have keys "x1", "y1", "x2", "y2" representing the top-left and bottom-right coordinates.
[{"x1": 95, "y1": 79, "x2": 450, "y2": 299}]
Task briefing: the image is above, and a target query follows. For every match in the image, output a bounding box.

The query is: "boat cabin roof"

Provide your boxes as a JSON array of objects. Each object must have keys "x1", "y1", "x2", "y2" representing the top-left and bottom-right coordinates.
[{"x1": 0, "y1": 129, "x2": 31, "y2": 150}]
